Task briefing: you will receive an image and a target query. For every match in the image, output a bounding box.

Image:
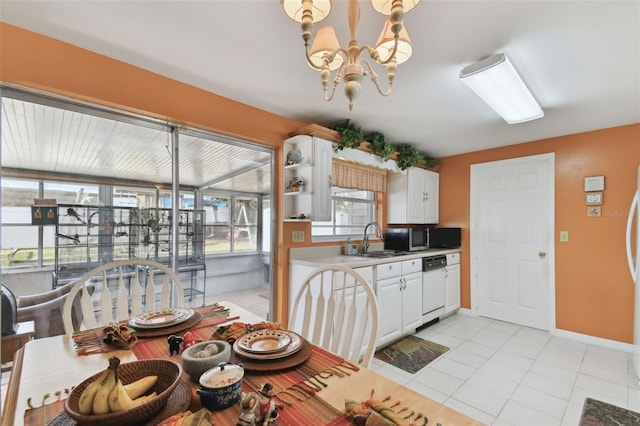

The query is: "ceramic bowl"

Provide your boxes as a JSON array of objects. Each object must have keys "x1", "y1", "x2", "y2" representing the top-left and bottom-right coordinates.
[
  {"x1": 181, "y1": 340, "x2": 231, "y2": 383},
  {"x1": 197, "y1": 362, "x2": 244, "y2": 410}
]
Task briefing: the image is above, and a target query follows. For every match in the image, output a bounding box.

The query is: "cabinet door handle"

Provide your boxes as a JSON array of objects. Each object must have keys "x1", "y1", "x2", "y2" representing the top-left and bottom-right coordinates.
[{"x1": 328, "y1": 175, "x2": 332, "y2": 188}]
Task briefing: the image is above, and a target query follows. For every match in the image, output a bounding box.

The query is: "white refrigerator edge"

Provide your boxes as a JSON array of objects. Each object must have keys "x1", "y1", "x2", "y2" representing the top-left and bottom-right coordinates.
[{"x1": 626, "y1": 165, "x2": 640, "y2": 383}]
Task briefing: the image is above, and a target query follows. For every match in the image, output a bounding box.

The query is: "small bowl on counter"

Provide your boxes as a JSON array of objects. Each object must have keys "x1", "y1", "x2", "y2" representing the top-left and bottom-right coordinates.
[
  {"x1": 181, "y1": 340, "x2": 231, "y2": 383},
  {"x1": 197, "y1": 362, "x2": 244, "y2": 410}
]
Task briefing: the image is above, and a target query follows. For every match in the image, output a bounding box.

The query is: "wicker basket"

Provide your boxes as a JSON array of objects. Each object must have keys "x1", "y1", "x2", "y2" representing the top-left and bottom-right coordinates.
[{"x1": 64, "y1": 358, "x2": 182, "y2": 426}]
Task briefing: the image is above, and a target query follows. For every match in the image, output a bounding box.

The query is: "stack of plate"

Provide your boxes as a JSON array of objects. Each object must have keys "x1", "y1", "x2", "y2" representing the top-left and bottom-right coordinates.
[
  {"x1": 129, "y1": 307, "x2": 195, "y2": 330},
  {"x1": 233, "y1": 329, "x2": 304, "y2": 360}
]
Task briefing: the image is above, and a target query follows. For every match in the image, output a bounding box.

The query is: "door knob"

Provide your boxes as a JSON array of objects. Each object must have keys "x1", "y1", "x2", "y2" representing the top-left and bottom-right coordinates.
[{"x1": 538, "y1": 251, "x2": 547, "y2": 258}]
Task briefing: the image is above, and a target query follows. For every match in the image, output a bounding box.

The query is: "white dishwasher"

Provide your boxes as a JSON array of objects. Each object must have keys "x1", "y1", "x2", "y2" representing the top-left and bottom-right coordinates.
[{"x1": 422, "y1": 255, "x2": 447, "y2": 324}]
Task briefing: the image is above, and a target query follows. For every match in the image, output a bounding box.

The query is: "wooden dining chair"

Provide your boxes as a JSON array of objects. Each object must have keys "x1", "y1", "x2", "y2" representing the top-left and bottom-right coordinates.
[
  {"x1": 289, "y1": 264, "x2": 379, "y2": 367},
  {"x1": 61, "y1": 259, "x2": 185, "y2": 334}
]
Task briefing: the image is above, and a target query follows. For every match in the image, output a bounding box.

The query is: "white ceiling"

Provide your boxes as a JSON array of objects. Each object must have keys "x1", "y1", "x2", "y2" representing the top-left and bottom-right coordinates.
[{"x1": 1, "y1": 0, "x2": 639, "y2": 159}]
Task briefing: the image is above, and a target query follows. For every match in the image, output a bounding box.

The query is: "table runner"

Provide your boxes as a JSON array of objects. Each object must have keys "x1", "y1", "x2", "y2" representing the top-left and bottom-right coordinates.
[
  {"x1": 133, "y1": 334, "x2": 352, "y2": 425},
  {"x1": 23, "y1": 347, "x2": 351, "y2": 426},
  {"x1": 24, "y1": 310, "x2": 353, "y2": 425},
  {"x1": 71, "y1": 305, "x2": 234, "y2": 355}
]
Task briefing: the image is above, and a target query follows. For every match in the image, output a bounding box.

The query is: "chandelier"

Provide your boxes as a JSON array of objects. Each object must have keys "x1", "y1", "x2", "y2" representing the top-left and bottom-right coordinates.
[{"x1": 282, "y1": 0, "x2": 421, "y2": 110}]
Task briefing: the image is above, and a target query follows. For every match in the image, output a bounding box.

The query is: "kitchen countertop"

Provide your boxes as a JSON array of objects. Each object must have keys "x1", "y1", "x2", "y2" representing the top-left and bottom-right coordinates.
[{"x1": 290, "y1": 245, "x2": 461, "y2": 268}]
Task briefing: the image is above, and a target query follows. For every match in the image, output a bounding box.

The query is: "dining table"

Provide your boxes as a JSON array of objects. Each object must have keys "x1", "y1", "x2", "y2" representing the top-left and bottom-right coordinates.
[{"x1": 1, "y1": 301, "x2": 484, "y2": 426}]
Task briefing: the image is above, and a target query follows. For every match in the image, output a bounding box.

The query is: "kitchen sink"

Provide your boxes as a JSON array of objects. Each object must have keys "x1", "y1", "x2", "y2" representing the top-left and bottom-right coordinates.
[{"x1": 356, "y1": 250, "x2": 409, "y2": 258}]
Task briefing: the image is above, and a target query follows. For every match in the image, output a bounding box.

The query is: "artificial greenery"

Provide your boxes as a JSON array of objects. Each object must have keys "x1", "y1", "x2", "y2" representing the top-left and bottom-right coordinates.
[
  {"x1": 396, "y1": 144, "x2": 423, "y2": 170},
  {"x1": 367, "y1": 131, "x2": 395, "y2": 161},
  {"x1": 330, "y1": 119, "x2": 364, "y2": 152},
  {"x1": 329, "y1": 119, "x2": 437, "y2": 170}
]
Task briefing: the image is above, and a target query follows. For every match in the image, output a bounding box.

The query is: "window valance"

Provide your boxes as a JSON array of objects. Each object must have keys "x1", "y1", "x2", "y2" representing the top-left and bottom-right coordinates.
[{"x1": 332, "y1": 158, "x2": 387, "y2": 193}]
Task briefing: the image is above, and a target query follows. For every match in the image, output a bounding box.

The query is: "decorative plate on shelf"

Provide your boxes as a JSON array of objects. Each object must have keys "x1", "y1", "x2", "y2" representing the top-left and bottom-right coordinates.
[
  {"x1": 286, "y1": 149, "x2": 302, "y2": 165},
  {"x1": 129, "y1": 307, "x2": 194, "y2": 329},
  {"x1": 237, "y1": 329, "x2": 292, "y2": 354}
]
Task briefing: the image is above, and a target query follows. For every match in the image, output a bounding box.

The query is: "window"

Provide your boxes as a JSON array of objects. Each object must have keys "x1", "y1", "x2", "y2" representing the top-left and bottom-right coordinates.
[
  {"x1": 202, "y1": 193, "x2": 259, "y2": 254},
  {"x1": 234, "y1": 196, "x2": 258, "y2": 253},
  {"x1": 44, "y1": 182, "x2": 100, "y2": 206},
  {"x1": 1, "y1": 179, "x2": 102, "y2": 269},
  {"x1": 1, "y1": 178, "x2": 42, "y2": 268},
  {"x1": 312, "y1": 187, "x2": 376, "y2": 238},
  {"x1": 1, "y1": 90, "x2": 273, "y2": 273}
]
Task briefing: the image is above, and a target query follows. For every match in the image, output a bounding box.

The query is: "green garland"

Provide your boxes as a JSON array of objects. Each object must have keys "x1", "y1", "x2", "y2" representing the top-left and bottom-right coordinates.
[{"x1": 329, "y1": 120, "x2": 436, "y2": 170}]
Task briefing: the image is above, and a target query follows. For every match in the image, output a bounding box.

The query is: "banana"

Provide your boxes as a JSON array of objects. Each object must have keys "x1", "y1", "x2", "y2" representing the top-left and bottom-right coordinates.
[
  {"x1": 108, "y1": 365, "x2": 154, "y2": 412},
  {"x1": 92, "y1": 356, "x2": 119, "y2": 414},
  {"x1": 133, "y1": 391, "x2": 157, "y2": 405},
  {"x1": 123, "y1": 375, "x2": 158, "y2": 399},
  {"x1": 77, "y1": 367, "x2": 110, "y2": 414}
]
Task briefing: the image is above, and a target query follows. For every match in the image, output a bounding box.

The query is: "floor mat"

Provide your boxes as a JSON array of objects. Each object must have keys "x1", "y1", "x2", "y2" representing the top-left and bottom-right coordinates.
[
  {"x1": 579, "y1": 397, "x2": 640, "y2": 426},
  {"x1": 374, "y1": 335, "x2": 449, "y2": 374}
]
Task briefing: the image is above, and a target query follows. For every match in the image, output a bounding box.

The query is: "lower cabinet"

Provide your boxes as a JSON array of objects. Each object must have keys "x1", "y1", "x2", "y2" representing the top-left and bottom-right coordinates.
[
  {"x1": 444, "y1": 253, "x2": 461, "y2": 315},
  {"x1": 376, "y1": 259, "x2": 423, "y2": 347}
]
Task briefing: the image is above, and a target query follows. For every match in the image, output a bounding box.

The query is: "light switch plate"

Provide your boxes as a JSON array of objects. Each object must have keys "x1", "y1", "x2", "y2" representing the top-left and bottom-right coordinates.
[
  {"x1": 292, "y1": 230, "x2": 305, "y2": 243},
  {"x1": 559, "y1": 231, "x2": 569, "y2": 242}
]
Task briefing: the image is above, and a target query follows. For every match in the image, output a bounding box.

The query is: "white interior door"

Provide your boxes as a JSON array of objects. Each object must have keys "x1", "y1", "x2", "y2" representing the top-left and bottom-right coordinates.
[{"x1": 471, "y1": 153, "x2": 555, "y2": 330}]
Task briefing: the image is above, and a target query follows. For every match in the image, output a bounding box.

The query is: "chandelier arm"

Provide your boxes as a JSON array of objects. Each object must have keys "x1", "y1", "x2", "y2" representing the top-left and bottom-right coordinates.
[
  {"x1": 305, "y1": 47, "x2": 348, "y2": 71},
  {"x1": 361, "y1": 59, "x2": 393, "y2": 96},
  {"x1": 365, "y1": 32, "x2": 401, "y2": 66},
  {"x1": 321, "y1": 62, "x2": 345, "y2": 102}
]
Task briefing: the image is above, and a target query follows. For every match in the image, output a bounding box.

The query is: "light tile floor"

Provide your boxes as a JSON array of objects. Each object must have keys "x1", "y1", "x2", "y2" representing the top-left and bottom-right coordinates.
[
  {"x1": 3, "y1": 291, "x2": 639, "y2": 426},
  {"x1": 368, "y1": 313, "x2": 640, "y2": 426}
]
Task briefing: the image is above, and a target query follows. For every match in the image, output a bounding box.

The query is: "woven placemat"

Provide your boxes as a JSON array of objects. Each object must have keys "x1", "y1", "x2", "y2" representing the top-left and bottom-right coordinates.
[
  {"x1": 44, "y1": 380, "x2": 192, "y2": 426},
  {"x1": 131, "y1": 311, "x2": 203, "y2": 338},
  {"x1": 230, "y1": 339, "x2": 312, "y2": 372}
]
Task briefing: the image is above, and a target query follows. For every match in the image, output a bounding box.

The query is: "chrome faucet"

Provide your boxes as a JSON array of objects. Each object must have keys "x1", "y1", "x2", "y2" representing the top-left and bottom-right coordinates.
[{"x1": 362, "y1": 221, "x2": 383, "y2": 254}]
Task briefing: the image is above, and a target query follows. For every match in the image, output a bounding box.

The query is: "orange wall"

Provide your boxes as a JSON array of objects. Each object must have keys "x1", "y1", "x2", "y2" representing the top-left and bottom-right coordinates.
[
  {"x1": 2, "y1": 24, "x2": 639, "y2": 343},
  {"x1": 0, "y1": 23, "x2": 305, "y2": 322},
  {"x1": 438, "y1": 125, "x2": 640, "y2": 343}
]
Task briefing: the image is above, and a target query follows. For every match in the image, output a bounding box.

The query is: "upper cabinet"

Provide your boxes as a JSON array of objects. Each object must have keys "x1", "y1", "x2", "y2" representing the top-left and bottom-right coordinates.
[
  {"x1": 283, "y1": 135, "x2": 332, "y2": 222},
  {"x1": 387, "y1": 167, "x2": 439, "y2": 224}
]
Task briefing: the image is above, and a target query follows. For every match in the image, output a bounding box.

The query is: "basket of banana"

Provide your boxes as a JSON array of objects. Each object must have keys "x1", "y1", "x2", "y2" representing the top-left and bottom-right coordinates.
[{"x1": 64, "y1": 356, "x2": 182, "y2": 426}]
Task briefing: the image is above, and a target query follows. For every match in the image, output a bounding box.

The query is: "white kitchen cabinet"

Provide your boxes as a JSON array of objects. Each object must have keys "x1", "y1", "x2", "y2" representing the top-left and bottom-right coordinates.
[
  {"x1": 387, "y1": 167, "x2": 439, "y2": 224},
  {"x1": 376, "y1": 258, "x2": 423, "y2": 347},
  {"x1": 283, "y1": 135, "x2": 333, "y2": 222},
  {"x1": 444, "y1": 252, "x2": 461, "y2": 314}
]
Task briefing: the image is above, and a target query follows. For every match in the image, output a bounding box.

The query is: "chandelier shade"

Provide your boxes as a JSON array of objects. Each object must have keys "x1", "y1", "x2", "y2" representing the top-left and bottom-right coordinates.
[
  {"x1": 309, "y1": 26, "x2": 343, "y2": 70},
  {"x1": 460, "y1": 53, "x2": 543, "y2": 124},
  {"x1": 281, "y1": 0, "x2": 421, "y2": 110},
  {"x1": 376, "y1": 19, "x2": 413, "y2": 65},
  {"x1": 282, "y1": 0, "x2": 331, "y2": 23},
  {"x1": 372, "y1": 0, "x2": 421, "y2": 15}
]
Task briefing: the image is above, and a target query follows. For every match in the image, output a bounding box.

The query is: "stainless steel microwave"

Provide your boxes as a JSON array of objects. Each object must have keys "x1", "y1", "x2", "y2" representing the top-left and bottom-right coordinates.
[
  {"x1": 383, "y1": 227, "x2": 428, "y2": 252},
  {"x1": 426, "y1": 227, "x2": 462, "y2": 248}
]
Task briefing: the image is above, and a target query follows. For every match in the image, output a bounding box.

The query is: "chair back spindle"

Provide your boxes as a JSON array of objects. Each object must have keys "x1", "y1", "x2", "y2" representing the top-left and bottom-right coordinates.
[
  {"x1": 62, "y1": 259, "x2": 184, "y2": 334},
  {"x1": 290, "y1": 264, "x2": 379, "y2": 366}
]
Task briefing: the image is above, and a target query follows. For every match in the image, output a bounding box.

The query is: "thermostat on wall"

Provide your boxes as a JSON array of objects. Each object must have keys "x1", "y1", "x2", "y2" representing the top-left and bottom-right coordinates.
[{"x1": 584, "y1": 176, "x2": 605, "y2": 191}]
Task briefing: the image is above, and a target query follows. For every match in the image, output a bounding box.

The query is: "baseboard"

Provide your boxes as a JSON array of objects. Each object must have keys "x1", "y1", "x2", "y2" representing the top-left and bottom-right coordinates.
[
  {"x1": 551, "y1": 328, "x2": 636, "y2": 354},
  {"x1": 451, "y1": 309, "x2": 635, "y2": 354}
]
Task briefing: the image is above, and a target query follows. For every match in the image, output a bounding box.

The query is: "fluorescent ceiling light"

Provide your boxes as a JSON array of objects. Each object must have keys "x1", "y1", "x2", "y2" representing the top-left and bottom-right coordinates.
[{"x1": 460, "y1": 53, "x2": 543, "y2": 124}]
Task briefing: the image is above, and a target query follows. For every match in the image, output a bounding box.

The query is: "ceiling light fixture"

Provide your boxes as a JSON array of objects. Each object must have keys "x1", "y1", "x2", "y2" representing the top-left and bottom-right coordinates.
[
  {"x1": 281, "y1": 0, "x2": 421, "y2": 110},
  {"x1": 460, "y1": 53, "x2": 543, "y2": 124}
]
